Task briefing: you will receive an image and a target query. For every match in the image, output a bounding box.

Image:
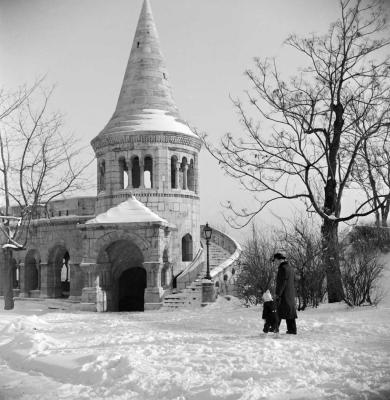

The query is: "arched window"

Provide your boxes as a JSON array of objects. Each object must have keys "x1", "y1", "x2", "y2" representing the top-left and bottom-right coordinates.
[
  {"x1": 144, "y1": 156, "x2": 153, "y2": 188},
  {"x1": 188, "y1": 159, "x2": 195, "y2": 191},
  {"x1": 132, "y1": 156, "x2": 140, "y2": 188},
  {"x1": 119, "y1": 157, "x2": 128, "y2": 189},
  {"x1": 171, "y1": 156, "x2": 178, "y2": 189},
  {"x1": 98, "y1": 159, "x2": 106, "y2": 191},
  {"x1": 182, "y1": 234, "x2": 193, "y2": 262}
]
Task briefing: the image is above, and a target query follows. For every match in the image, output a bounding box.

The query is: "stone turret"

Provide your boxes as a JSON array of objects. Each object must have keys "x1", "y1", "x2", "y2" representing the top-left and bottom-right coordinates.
[{"x1": 91, "y1": 0, "x2": 202, "y2": 274}]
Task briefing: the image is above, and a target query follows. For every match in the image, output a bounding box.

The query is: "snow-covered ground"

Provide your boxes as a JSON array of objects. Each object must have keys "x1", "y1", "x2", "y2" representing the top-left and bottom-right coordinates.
[{"x1": 1, "y1": 261, "x2": 390, "y2": 400}]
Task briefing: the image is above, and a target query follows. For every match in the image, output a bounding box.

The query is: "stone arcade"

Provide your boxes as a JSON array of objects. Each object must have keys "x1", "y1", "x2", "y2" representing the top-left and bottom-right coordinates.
[{"x1": 0, "y1": 0, "x2": 240, "y2": 311}]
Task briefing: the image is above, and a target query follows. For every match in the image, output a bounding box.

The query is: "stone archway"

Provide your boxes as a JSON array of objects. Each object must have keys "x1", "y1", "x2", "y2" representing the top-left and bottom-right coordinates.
[
  {"x1": 104, "y1": 239, "x2": 146, "y2": 312},
  {"x1": 24, "y1": 249, "x2": 40, "y2": 296},
  {"x1": 47, "y1": 245, "x2": 70, "y2": 298}
]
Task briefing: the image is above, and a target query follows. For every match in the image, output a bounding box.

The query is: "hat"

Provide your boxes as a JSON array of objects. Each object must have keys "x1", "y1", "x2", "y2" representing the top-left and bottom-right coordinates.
[
  {"x1": 271, "y1": 252, "x2": 286, "y2": 261},
  {"x1": 262, "y1": 290, "x2": 273, "y2": 302}
]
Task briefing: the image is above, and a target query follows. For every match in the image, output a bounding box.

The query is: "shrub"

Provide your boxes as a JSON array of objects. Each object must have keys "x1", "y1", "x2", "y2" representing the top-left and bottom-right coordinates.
[
  {"x1": 341, "y1": 234, "x2": 384, "y2": 306},
  {"x1": 278, "y1": 217, "x2": 326, "y2": 310},
  {"x1": 235, "y1": 226, "x2": 276, "y2": 305}
]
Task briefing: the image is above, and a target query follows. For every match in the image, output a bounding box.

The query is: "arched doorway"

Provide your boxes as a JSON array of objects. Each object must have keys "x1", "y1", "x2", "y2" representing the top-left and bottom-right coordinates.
[
  {"x1": 105, "y1": 240, "x2": 146, "y2": 312},
  {"x1": 118, "y1": 267, "x2": 147, "y2": 311},
  {"x1": 47, "y1": 245, "x2": 70, "y2": 298}
]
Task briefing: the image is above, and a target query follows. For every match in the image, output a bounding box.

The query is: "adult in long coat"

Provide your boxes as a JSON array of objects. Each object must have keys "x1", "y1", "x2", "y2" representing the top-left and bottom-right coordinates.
[{"x1": 273, "y1": 253, "x2": 297, "y2": 334}]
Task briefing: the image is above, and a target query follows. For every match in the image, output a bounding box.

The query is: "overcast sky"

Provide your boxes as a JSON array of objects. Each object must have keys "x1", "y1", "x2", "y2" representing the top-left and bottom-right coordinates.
[{"x1": 1, "y1": 0, "x2": 379, "y2": 237}]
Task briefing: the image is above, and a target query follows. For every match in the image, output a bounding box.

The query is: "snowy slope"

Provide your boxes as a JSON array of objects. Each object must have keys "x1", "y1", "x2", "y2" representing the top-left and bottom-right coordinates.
[{"x1": 0, "y1": 257, "x2": 389, "y2": 399}]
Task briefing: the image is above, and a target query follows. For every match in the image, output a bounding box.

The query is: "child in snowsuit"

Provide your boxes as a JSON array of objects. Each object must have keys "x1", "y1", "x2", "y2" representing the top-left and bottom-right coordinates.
[{"x1": 262, "y1": 290, "x2": 279, "y2": 333}]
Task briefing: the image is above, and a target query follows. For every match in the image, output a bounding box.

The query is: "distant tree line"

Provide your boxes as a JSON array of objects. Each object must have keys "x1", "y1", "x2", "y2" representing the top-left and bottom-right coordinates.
[{"x1": 236, "y1": 217, "x2": 385, "y2": 309}]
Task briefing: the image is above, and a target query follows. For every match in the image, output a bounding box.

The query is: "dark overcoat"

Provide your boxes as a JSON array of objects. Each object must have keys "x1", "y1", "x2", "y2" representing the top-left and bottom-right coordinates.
[
  {"x1": 262, "y1": 300, "x2": 278, "y2": 323},
  {"x1": 275, "y1": 261, "x2": 297, "y2": 319}
]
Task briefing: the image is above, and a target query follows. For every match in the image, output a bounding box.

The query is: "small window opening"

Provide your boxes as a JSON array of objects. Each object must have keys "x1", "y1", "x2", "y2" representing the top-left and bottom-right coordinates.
[
  {"x1": 171, "y1": 156, "x2": 178, "y2": 189},
  {"x1": 119, "y1": 157, "x2": 128, "y2": 189},
  {"x1": 144, "y1": 156, "x2": 153, "y2": 188},
  {"x1": 144, "y1": 171, "x2": 151, "y2": 189},
  {"x1": 163, "y1": 73, "x2": 167, "y2": 80},
  {"x1": 137, "y1": 41, "x2": 140, "y2": 48},
  {"x1": 132, "y1": 157, "x2": 140, "y2": 188}
]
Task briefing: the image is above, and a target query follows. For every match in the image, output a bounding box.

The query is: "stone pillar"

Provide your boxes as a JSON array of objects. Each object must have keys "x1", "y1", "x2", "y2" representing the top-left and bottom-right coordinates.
[
  {"x1": 202, "y1": 279, "x2": 216, "y2": 306},
  {"x1": 38, "y1": 262, "x2": 48, "y2": 298},
  {"x1": 96, "y1": 263, "x2": 112, "y2": 312},
  {"x1": 143, "y1": 261, "x2": 164, "y2": 310},
  {"x1": 69, "y1": 262, "x2": 83, "y2": 300},
  {"x1": 140, "y1": 161, "x2": 145, "y2": 188},
  {"x1": 80, "y1": 262, "x2": 99, "y2": 311},
  {"x1": 194, "y1": 155, "x2": 199, "y2": 194},
  {"x1": 127, "y1": 159, "x2": 132, "y2": 188},
  {"x1": 183, "y1": 164, "x2": 188, "y2": 190},
  {"x1": 18, "y1": 262, "x2": 28, "y2": 298},
  {"x1": 175, "y1": 161, "x2": 180, "y2": 189}
]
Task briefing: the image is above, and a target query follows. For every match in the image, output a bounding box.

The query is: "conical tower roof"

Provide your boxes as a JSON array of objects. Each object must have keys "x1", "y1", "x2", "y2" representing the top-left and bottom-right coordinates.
[{"x1": 95, "y1": 0, "x2": 196, "y2": 140}]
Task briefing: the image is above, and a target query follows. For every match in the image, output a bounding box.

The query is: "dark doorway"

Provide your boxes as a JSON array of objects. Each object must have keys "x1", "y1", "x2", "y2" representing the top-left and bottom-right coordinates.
[{"x1": 118, "y1": 267, "x2": 147, "y2": 311}]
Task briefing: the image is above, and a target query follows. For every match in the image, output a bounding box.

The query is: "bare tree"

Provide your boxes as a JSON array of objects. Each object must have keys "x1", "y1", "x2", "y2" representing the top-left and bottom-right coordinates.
[
  {"x1": 235, "y1": 225, "x2": 277, "y2": 305},
  {"x1": 200, "y1": 0, "x2": 390, "y2": 302},
  {"x1": 278, "y1": 216, "x2": 326, "y2": 310},
  {"x1": 0, "y1": 82, "x2": 91, "y2": 310}
]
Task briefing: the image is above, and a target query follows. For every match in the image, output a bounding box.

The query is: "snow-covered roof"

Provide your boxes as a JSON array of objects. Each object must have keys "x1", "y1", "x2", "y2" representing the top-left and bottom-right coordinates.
[
  {"x1": 107, "y1": 109, "x2": 197, "y2": 137},
  {"x1": 86, "y1": 197, "x2": 167, "y2": 225}
]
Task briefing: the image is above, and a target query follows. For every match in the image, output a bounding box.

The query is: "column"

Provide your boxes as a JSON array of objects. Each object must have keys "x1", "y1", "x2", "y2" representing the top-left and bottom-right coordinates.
[
  {"x1": 194, "y1": 156, "x2": 199, "y2": 194},
  {"x1": 175, "y1": 161, "x2": 180, "y2": 189},
  {"x1": 96, "y1": 263, "x2": 112, "y2": 312},
  {"x1": 37, "y1": 262, "x2": 47, "y2": 298},
  {"x1": 140, "y1": 161, "x2": 145, "y2": 189},
  {"x1": 127, "y1": 159, "x2": 132, "y2": 188},
  {"x1": 80, "y1": 262, "x2": 99, "y2": 311},
  {"x1": 183, "y1": 164, "x2": 188, "y2": 190},
  {"x1": 18, "y1": 262, "x2": 28, "y2": 297},
  {"x1": 143, "y1": 261, "x2": 164, "y2": 310},
  {"x1": 68, "y1": 262, "x2": 83, "y2": 300}
]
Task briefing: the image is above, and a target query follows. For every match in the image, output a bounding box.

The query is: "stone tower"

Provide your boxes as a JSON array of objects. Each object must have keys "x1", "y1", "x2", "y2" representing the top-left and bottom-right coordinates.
[{"x1": 90, "y1": 0, "x2": 202, "y2": 274}]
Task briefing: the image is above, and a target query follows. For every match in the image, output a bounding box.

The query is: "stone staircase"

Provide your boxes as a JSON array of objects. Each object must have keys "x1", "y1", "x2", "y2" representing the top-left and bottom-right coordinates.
[
  {"x1": 162, "y1": 277, "x2": 203, "y2": 309},
  {"x1": 201, "y1": 239, "x2": 231, "y2": 271},
  {"x1": 162, "y1": 236, "x2": 234, "y2": 309}
]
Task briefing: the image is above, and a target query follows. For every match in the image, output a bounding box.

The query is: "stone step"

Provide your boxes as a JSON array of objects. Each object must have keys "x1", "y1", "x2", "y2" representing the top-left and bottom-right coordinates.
[{"x1": 162, "y1": 239, "x2": 234, "y2": 309}]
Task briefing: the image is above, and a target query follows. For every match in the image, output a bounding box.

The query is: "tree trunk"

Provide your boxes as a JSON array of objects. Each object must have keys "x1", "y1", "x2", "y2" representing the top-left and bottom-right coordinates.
[
  {"x1": 321, "y1": 218, "x2": 344, "y2": 303},
  {"x1": 2, "y1": 248, "x2": 14, "y2": 310}
]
